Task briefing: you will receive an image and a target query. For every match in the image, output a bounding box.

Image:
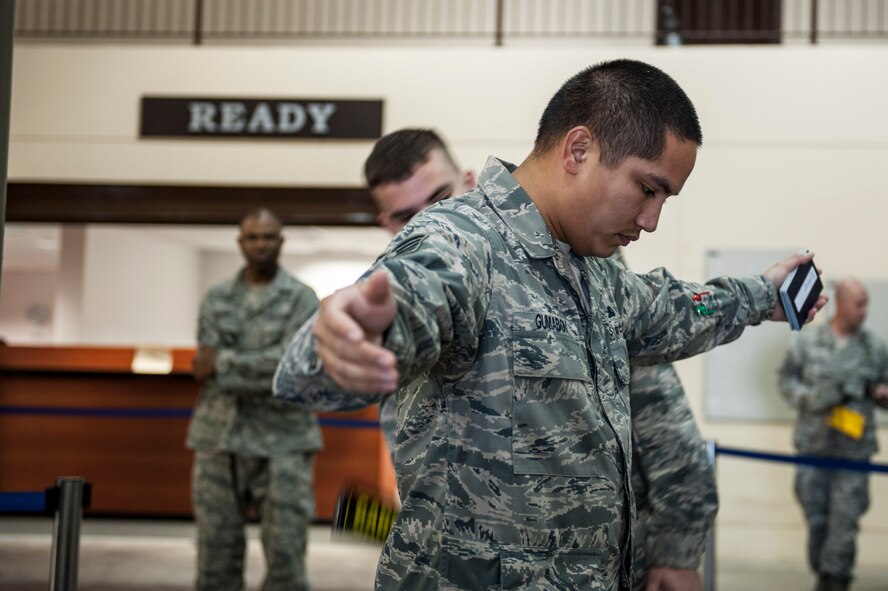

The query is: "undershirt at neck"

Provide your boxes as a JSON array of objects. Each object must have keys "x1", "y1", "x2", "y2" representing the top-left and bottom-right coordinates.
[{"x1": 555, "y1": 239, "x2": 583, "y2": 285}]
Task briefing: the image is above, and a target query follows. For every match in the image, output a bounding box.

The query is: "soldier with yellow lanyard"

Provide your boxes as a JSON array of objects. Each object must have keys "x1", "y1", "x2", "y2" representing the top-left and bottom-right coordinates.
[{"x1": 779, "y1": 278, "x2": 888, "y2": 591}]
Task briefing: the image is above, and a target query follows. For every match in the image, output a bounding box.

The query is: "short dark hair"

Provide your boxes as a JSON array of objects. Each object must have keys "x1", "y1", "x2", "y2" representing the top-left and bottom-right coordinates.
[
  {"x1": 533, "y1": 59, "x2": 702, "y2": 167},
  {"x1": 364, "y1": 128, "x2": 458, "y2": 189},
  {"x1": 240, "y1": 207, "x2": 282, "y2": 229}
]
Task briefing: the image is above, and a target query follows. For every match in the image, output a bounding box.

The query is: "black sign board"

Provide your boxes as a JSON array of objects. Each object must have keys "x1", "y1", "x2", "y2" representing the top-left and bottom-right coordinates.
[{"x1": 140, "y1": 97, "x2": 383, "y2": 140}]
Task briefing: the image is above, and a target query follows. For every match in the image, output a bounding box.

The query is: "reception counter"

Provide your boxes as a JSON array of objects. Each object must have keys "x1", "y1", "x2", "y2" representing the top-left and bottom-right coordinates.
[{"x1": 0, "y1": 345, "x2": 395, "y2": 519}]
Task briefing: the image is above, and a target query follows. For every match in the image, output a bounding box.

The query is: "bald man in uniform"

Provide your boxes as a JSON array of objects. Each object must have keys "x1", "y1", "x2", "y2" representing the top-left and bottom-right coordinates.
[{"x1": 779, "y1": 278, "x2": 888, "y2": 591}]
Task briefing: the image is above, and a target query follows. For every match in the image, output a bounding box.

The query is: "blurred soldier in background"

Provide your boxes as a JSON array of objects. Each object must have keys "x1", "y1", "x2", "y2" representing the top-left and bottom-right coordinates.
[
  {"x1": 187, "y1": 207, "x2": 321, "y2": 591},
  {"x1": 779, "y1": 278, "x2": 888, "y2": 591}
]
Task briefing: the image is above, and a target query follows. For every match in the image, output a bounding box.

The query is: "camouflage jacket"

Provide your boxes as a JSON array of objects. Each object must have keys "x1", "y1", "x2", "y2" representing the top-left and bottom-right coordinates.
[
  {"x1": 186, "y1": 267, "x2": 321, "y2": 456},
  {"x1": 274, "y1": 157, "x2": 775, "y2": 590},
  {"x1": 609, "y1": 252, "x2": 717, "y2": 575},
  {"x1": 778, "y1": 323, "x2": 888, "y2": 459},
  {"x1": 630, "y1": 362, "x2": 716, "y2": 576}
]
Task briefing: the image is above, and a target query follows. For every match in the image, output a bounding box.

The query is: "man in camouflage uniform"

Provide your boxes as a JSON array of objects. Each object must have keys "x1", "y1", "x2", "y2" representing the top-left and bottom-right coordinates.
[
  {"x1": 275, "y1": 60, "x2": 822, "y2": 590},
  {"x1": 778, "y1": 278, "x2": 888, "y2": 591},
  {"x1": 363, "y1": 127, "x2": 715, "y2": 590},
  {"x1": 187, "y1": 207, "x2": 321, "y2": 591},
  {"x1": 364, "y1": 129, "x2": 477, "y2": 463}
]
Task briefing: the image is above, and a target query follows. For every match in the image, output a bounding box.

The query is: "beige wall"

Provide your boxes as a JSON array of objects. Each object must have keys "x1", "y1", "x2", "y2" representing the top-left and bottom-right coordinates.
[
  {"x1": 7, "y1": 43, "x2": 888, "y2": 569},
  {"x1": 0, "y1": 269, "x2": 55, "y2": 341}
]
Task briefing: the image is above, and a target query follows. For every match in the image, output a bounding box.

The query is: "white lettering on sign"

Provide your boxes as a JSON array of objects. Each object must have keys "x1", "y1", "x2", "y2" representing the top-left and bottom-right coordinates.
[
  {"x1": 220, "y1": 102, "x2": 247, "y2": 132},
  {"x1": 247, "y1": 103, "x2": 276, "y2": 134},
  {"x1": 185, "y1": 100, "x2": 338, "y2": 135},
  {"x1": 187, "y1": 102, "x2": 217, "y2": 132},
  {"x1": 277, "y1": 103, "x2": 307, "y2": 133},
  {"x1": 307, "y1": 102, "x2": 337, "y2": 134}
]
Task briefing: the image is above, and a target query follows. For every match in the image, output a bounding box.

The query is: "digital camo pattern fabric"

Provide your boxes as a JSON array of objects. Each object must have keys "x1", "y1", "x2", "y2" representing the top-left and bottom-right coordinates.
[
  {"x1": 629, "y1": 362, "x2": 716, "y2": 587},
  {"x1": 778, "y1": 323, "x2": 888, "y2": 579},
  {"x1": 186, "y1": 268, "x2": 322, "y2": 456},
  {"x1": 378, "y1": 394, "x2": 398, "y2": 463},
  {"x1": 608, "y1": 251, "x2": 717, "y2": 585},
  {"x1": 192, "y1": 451, "x2": 316, "y2": 591},
  {"x1": 274, "y1": 157, "x2": 776, "y2": 591},
  {"x1": 794, "y1": 464, "x2": 869, "y2": 579},
  {"x1": 778, "y1": 323, "x2": 888, "y2": 458}
]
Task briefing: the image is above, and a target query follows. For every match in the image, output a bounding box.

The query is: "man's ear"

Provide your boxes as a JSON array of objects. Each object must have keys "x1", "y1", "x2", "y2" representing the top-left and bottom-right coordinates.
[
  {"x1": 562, "y1": 126, "x2": 594, "y2": 176},
  {"x1": 461, "y1": 169, "x2": 477, "y2": 191}
]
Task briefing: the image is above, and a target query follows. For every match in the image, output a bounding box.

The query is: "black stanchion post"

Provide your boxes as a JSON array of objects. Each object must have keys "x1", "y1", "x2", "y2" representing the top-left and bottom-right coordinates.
[
  {"x1": 0, "y1": 0, "x2": 16, "y2": 295},
  {"x1": 704, "y1": 439, "x2": 717, "y2": 591},
  {"x1": 49, "y1": 477, "x2": 87, "y2": 591},
  {"x1": 494, "y1": 0, "x2": 504, "y2": 47}
]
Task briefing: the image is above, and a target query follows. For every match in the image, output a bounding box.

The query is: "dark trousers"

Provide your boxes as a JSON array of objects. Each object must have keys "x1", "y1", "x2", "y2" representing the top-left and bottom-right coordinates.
[
  {"x1": 795, "y1": 465, "x2": 869, "y2": 580},
  {"x1": 192, "y1": 451, "x2": 315, "y2": 591}
]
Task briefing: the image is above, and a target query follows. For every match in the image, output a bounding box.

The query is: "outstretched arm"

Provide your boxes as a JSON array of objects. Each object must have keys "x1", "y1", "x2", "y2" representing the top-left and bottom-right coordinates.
[
  {"x1": 274, "y1": 205, "x2": 493, "y2": 410},
  {"x1": 621, "y1": 252, "x2": 827, "y2": 365}
]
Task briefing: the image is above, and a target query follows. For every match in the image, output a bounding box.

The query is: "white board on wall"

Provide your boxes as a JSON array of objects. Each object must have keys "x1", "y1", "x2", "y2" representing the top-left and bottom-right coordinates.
[{"x1": 704, "y1": 249, "x2": 888, "y2": 424}]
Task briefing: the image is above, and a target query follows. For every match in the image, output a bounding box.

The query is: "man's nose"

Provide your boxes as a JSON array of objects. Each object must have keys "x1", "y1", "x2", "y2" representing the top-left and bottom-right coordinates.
[{"x1": 637, "y1": 197, "x2": 666, "y2": 233}]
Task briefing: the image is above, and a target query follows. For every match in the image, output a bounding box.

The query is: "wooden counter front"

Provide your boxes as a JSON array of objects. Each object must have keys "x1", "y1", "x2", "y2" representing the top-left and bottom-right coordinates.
[{"x1": 0, "y1": 345, "x2": 395, "y2": 519}]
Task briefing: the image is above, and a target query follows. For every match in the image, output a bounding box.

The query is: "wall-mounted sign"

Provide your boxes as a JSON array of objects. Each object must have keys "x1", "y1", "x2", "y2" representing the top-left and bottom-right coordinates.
[{"x1": 140, "y1": 97, "x2": 383, "y2": 140}]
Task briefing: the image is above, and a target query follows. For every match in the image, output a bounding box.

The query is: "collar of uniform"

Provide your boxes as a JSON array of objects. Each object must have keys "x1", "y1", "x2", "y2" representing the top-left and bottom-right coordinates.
[
  {"x1": 817, "y1": 322, "x2": 870, "y2": 349},
  {"x1": 229, "y1": 266, "x2": 289, "y2": 297},
  {"x1": 479, "y1": 156, "x2": 556, "y2": 260}
]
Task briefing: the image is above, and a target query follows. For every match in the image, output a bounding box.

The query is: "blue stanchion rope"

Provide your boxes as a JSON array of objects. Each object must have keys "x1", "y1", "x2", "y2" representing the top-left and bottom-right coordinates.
[
  {"x1": 0, "y1": 492, "x2": 46, "y2": 513},
  {"x1": 716, "y1": 445, "x2": 888, "y2": 474}
]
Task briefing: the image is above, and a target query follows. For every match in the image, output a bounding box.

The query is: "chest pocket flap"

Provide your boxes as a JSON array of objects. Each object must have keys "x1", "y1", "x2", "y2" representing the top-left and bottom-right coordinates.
[{"x1": 512, "y1": 312, "x2": 591, "y2": 382}]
